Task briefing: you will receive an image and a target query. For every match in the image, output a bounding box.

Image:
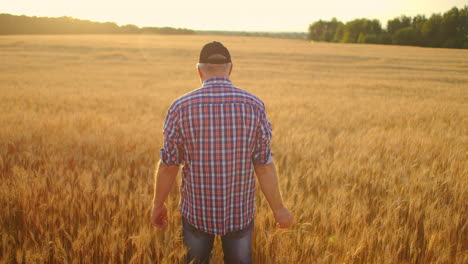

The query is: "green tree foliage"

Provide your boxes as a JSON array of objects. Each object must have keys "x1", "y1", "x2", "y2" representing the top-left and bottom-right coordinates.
[
  {"x1": 333, "y1": 24, "x2": 345, "y2": 42},
  {"x1": 342, "y1": 19, "x2": 382, "y2": 43},
  {"x1": 121, "y1": 24, "x2": 140, "y2": 34},
  {"x1": 421, "y1": 14, "x2": 444, "y2": 47},
  {"x1": 387, "y1": 16, "x2": 412, "y2": 35},
  {"x1": 308, "y1": 18, "x2": 343, "y2": 42},
  {"x1": 307, "y1": 5, "x2": 468, "y2": 49},
  {"x1": 393, "y1": 27, "x2": 420, "y2": 46},
  {"x1": 0, "y1": 14, "x2": 195, "y2": 35},
  {"x1": 459, "y1": 6, "x2": 468, "y2": 48}
]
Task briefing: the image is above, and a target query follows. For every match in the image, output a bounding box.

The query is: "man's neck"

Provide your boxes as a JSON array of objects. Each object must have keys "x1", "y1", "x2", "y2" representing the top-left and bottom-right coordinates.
[{"x1": 200, "y1": 75, "x2": 230, "y2": 83}]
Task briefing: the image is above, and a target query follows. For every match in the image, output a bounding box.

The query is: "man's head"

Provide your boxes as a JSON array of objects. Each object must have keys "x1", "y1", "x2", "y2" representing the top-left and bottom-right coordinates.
[{"x1": 197, "y1": 41, "x2": 233, "y2": 82}]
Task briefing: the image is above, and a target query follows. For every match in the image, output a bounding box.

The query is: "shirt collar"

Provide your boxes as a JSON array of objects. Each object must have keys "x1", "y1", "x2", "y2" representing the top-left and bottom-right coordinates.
[{"x1": 203, "y1": 77, "x2": 232, "y2": 87}]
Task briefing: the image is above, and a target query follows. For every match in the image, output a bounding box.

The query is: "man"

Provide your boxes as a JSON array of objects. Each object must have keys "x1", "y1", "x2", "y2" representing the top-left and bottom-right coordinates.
[{"x1": 151, "y1": 41, "x2": 293, "y2": 263}]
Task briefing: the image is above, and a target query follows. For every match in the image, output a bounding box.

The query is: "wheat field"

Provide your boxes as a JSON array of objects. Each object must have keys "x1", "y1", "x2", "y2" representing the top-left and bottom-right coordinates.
[{"x1": 0, "y1": 35, "x2": 467, "y2": 263}]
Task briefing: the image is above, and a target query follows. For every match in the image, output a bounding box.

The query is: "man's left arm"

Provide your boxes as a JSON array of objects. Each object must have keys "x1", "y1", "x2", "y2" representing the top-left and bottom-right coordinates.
[{"x1": 151, "y1": 161, "x2": 179, "y2": 229}]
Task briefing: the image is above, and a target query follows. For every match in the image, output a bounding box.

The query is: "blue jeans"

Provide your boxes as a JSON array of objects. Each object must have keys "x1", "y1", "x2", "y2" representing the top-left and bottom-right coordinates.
[{"x1": 182, "y1": 217, "x2": 254, "y2": 264}]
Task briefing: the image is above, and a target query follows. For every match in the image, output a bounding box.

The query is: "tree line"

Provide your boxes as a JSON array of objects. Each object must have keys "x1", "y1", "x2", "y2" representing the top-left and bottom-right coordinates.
[
  {"x1": 308, "y1": 6, "x2": 468, "y2": 49},
  {"x1": 198, "y1": 30, "x2": 307, "y2": 40},
  {"x1": 0, "y1": 14, "x2": 195, "y2": 35}
]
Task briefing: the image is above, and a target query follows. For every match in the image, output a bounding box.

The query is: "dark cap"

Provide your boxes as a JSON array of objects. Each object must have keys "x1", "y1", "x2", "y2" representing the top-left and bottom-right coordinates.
[{"x1": 199, "y1": 41, "x2": 232, "y2": 64}]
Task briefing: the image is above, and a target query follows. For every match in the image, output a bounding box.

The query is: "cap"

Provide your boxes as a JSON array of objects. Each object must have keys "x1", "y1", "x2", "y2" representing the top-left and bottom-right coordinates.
[{"x1": 199, "y1": 41, "x2": 232, "y2": 64}]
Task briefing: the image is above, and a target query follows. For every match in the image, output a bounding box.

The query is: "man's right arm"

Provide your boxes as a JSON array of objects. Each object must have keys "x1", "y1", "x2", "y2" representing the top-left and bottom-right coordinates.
[{"x1": 254, "y1": 161, "x2": 293, "y2": 228}]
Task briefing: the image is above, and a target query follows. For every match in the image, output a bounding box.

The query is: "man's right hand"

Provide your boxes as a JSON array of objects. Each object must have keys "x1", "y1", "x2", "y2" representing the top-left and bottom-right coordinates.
[
  {"x1": 151, "y1": 204, "x2": 168, "y2": 229},
  {"x1": 274, "y1": 207, "x2": 293, "y2": 228}
]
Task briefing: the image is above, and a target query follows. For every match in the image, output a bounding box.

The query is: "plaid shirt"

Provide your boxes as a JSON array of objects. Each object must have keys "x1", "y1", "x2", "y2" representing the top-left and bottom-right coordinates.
[{"x1": 160, "y1": 77, "x2": 273, "y2": 235}]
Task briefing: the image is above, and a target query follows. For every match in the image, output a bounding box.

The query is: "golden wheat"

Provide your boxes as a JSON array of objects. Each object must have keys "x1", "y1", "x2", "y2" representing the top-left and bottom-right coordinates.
[{"x1": 0, "y1": 35, "x2": 467, "y2": 263}]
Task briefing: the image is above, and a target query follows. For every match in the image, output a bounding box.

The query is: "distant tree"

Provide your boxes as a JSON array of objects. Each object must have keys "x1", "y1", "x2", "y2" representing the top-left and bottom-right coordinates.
[
  {"x1": 333, "y1": 24, "x2": 345, "y2": 42},
  {"x1": 409, "y1": 15, "x2": 428, "y2": 45},
  {"x1": 358, "y1": 33, "x2": 379, "y2": 44},
  {"x1": 440, "y1": 7, "x2": 459, "y2": 46},
  {"x1": 439, "y1": 7, "x2": 468, "y2": 48},
  {"x1": 459, "y1": 6, "x2": 468, "y2": 48},
  {"x1": 342, "y1": 19, "x2": 382, "y2": 43},
  {"x1": 307, "y1": 18, "x2": 343, "y2": 42},
  {"x1": 387, "y1": 16, "x2": 412, "y2": 35},
  {"x1": 342, "y1": 19, "x2": 363, "y2": 43},
  {"x1": 377, "y1": 32, "x2": 393, "y2": 45},
  {"x1": 326, "y1": 18, "x2": 343, "y2": 42},
  {"x1": 306, "y1": 5, "x2": 467, "y2": 49},
  {"x1": 421, "y1": 13, "x2": 444, "y2": 47},
  {"x1": 392, "y1": 27, "x2": 420, "y2": 45},
  {"x1": 0, "y1": 13, "x2": 195, "y2": 35},
  {"x1": 412, "y1": 15, "x2": 428, "y2": 26},
  {"x1": 308, "y1": 20, "x2": 325, "y2": 41},
  {"x1": 121, "y1": 24, "x2": 140, "y2": 34}
]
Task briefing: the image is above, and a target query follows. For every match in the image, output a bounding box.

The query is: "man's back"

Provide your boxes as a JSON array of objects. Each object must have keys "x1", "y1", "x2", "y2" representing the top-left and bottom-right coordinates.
[
  {"x1": 152, "y1": 41, "x2": 292, "y2": 263},
  {"x1": 160, "y1": 77, "x2": 272, "y2": 235}
]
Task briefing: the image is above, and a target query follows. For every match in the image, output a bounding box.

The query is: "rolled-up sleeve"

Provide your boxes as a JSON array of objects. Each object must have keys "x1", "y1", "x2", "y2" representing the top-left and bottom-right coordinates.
[
  {"x1": 160, "y1": 105, "x2": 184, "y2": 165},
  {"x1": 252, "y1": 109, "x2": 273, "y2": 165}
]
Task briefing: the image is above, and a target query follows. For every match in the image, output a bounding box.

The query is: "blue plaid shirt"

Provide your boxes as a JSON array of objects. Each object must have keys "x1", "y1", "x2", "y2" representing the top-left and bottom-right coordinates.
[{"x1": 160, "y1": 77, "x2": 273, "y2": 235}]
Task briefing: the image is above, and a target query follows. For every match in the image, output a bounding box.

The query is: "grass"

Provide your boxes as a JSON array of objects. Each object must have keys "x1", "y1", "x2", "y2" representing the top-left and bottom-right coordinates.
[{"x1": 0, "y1": 34, "x2": 467, "y2": 263}]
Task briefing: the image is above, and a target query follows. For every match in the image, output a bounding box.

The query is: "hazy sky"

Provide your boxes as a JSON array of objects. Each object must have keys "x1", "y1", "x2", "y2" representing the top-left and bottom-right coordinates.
[{"x1": 3, "y1": 0, "x2": 467, "y2": 31}]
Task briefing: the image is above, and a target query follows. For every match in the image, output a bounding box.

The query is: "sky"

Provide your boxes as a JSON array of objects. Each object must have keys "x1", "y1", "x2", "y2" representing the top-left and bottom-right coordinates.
[{"x1": 2, "y1": 0, "x2": 467, "y2": 32}]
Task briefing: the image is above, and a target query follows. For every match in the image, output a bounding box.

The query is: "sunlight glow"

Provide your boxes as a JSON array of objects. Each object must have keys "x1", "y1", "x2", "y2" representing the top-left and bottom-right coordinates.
[{"x1": 3, "y1": 0, "x2": 467, "y2": 31}]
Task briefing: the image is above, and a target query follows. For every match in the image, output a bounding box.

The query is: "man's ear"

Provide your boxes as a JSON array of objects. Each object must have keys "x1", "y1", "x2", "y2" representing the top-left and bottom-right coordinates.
[
  {"x1": 228, "y1": 64, "x2": 233, "y2": 76},
  {"x1": 198, "y1": 66, "x2": 203, "y2": 79}
]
